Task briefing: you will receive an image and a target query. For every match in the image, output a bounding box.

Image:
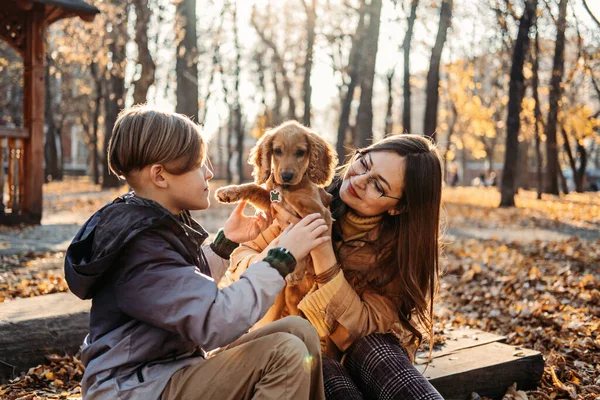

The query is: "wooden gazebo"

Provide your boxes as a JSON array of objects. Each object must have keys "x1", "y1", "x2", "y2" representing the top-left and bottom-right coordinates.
[{"x1": 0, "y1": 0, "x2": 99, "y2": 224}]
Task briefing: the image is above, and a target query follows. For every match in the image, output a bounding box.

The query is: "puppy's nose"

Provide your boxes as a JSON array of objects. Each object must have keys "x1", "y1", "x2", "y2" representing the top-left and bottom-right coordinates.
[{"x1": 281, "y1": 171, "x2": 294, "y2": 182}]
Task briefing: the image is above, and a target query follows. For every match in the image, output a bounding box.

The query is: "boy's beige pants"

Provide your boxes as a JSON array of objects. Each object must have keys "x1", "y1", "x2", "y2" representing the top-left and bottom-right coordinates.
[{"x1": 161, "y1": 316, "x2": 325, "y2": 400}]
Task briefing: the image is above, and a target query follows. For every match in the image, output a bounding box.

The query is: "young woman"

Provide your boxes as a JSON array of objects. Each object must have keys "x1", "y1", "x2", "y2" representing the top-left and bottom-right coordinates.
[{"x1": 226, "y1": 134, "x2": 444, "y2": 399}]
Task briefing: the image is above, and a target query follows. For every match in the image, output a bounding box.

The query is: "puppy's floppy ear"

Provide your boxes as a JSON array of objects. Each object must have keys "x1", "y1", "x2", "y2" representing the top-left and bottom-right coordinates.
[
  {"x1": 249, "y1": 131, "x2": 273, "y2": 184},
  {"x1": 307, "y1": 130, "x2": 338, "y2": 187}
]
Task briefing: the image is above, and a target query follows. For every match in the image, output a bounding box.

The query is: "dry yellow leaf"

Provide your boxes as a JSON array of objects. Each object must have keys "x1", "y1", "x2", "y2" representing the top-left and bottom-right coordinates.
[{"x1": 528, "y1": 266, "x2": 541, "y2": 280}]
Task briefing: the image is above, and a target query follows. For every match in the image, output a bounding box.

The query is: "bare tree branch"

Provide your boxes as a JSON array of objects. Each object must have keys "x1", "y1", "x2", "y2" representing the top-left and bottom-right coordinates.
[
  {"x1": 543, "y1": 0, "x2": 557, "y2": 25},
  {"x1": 582, "y1": 0, "x2": 600, "y2": 28},
  {"x1": 251, "y1": 5, "x2": 298, "y2": 120}
]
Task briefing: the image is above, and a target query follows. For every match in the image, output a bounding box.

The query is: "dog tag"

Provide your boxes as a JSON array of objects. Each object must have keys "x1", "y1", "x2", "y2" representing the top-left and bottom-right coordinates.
[{"x1": 270, "y1": 189, "x2": 282, "y2": 203}]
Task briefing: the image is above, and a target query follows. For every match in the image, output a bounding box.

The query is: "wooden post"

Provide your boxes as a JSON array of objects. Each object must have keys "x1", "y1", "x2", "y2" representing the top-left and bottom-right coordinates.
[{"x1": 22, "y1": 4, "x2": 45, "y2": 223}]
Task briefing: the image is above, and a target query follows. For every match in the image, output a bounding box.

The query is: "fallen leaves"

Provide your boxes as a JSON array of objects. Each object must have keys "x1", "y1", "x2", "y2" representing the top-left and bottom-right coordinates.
[
  {"x1": 443, "y1": 187, "x2": 600, "y2": 233},
  {"x1": 0, "y1": 354, "x2": 85, "y2": 399},
  {"x1": 0, "y1": 252, "x2": 67, "y2": 303},
  {"x1": 437, "y1": 235, "x2": 600, "y2": 399},
  {"x1": 502, "y1": 383, "x2": 529, "y2": 400},
  {"x1": 1, "y1": 182, "x2": 599, "y2": 399}
]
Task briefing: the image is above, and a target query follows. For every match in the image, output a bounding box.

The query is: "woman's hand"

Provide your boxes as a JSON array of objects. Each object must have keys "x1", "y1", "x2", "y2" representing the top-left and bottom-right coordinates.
[
  {"x1": 223, "y1": 202, "x2": 272, "y2": 244},
  {"x1": 276, "y1": 214, "x2": 330, "y2": 261}
]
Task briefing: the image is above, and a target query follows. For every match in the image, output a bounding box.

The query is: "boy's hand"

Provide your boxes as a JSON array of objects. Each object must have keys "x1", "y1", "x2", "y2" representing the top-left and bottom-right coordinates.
[
  {"x1": 276, "y1": 213, "x2": 330, "y2": 261},
  {"x1": 223, "y1": 202, "x2": 272, "y2": 243}
]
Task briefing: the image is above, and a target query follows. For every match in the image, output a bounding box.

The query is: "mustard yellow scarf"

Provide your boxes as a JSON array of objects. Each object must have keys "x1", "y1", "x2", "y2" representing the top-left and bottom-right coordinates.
[{"x1": 335, "y1": 209, "x2": 382, "y2": 249}]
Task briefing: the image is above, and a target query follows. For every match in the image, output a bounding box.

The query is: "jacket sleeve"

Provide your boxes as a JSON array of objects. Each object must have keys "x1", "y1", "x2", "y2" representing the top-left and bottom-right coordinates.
[
  {"x1": 114, "y1": 230, "x2": 285, "y2": 351},
  {"x1": 221, "y1": 223, "x2": 283, "y2": 286},
  {"x1": 202, "y1": 244, "x2": 229, "y2": 283},
  {"x1": 202, "y1": 229, "x2": 240, "y2": 283},
  {"x1": 298, "y1": 270, "x2": 401, "y2": 352}
]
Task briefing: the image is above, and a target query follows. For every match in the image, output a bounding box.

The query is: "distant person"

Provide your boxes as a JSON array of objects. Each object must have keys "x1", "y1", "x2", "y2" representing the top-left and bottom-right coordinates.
[
  {"x1": 488, "y1": 171, "x2": 498, "y2": 187},
  {"x1": 451, "y1": 171, "x2": 460, "y2": 187},
  {"x1": 472, "y1": 173, "x2": 486, "y2": 187},
  {"x1": 64, "y1": 105, "x2": 328, "y2": 400}
]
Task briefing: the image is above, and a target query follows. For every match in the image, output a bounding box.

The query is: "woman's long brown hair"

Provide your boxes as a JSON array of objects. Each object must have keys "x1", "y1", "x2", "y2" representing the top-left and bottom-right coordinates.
[{"x1": 329, "y1": 134, "x2": 443, "y2": 350}]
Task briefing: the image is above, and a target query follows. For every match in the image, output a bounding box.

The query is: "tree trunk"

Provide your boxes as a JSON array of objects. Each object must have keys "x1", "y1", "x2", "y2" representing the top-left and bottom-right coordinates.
[
  {"x1": 200, "y1": 7, "x2": 226, "y2": 125},
  {"x1": 235, "y1": 109, "x2": 244, "y2": 183},
  {"x1": 271, "y1": 57, "x2": 282, "y2": 124},
  {"x1": 461, "y1": 146, "x2": 468, "y2": 186},
  {"x1": 89, "y1": 62, "x2": 102, "y2": 185},
  {"x1": 282, "y1": 71, "x2": 297, "y2": 121},
  {"x1": 132, "y1": 0, "x2": 155, "y2": 104},
  {"x1": 444, "y1": 97, "x2": 458, "y2": 183},
  {"x1": 44, "y1": 54, "x2": 59, "y2": 183},
  {"x1": 56, "y1": 116, "x2": 65, "y2": 181},
  {"x1": 544, "y1": 0, "x2": 568, "y2": 195},
  {"x1": 519, "y1": 139, "x2": 530, "y2": 189},
  {"x1": 227, "y1": 110, "x2": 234, "y2": 184},
  {"x1": 402, "y1": 0, "x2": 419, "y2": 134},
  {"x1": 499, "y1": 0, "x2": 536, "y2": 207},
  {"x1": 217, "y1": 121, "x2": 224, "y2": 179},
  {"x1": 558, "y1": 166, "x2": 569, "y2": 194},
  {"x1": 355, "y1": 0, "x2": 383, "y2": 148},
  {"x1": 576, "y1": 142, "x2": 587, "y2": 191},
  {"x1": 103, "y1": 4, "x2": 126, "y2": 189},
  {"x1": 485, "y1": 136, "x2": 497, "y2": 175},
  {"x1": 336, "y1": 1, "x2": 368, "y2": 160},
  {"x1": 232, "y1": 0, "x2": 245, "y2": 183},
  {"x1": 385, "y1": 69, "x2": 394, "y2": 136},
  {"x1": 302, "y1": 0, "x2": 317, "y2": 126},
  {"x1": 532, "y1": 22, "x2": 543, "y2": 199},
  {"x1": 254, "y1": 49, "x2": 269, "y2": 114},
  {"x1": 175, "y1": 0, "x2": 199, "y2": 119},
  {"x1": 423, "y1": 0, "x2": 453, "y2": 141},
  {"x1": 559, "y1": 124, "x2": 580, "y2": 192}
]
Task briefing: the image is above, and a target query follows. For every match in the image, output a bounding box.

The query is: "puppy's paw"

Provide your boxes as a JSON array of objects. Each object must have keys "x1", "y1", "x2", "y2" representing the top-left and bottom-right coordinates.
[{"x1": 215, "y1": 187, "x2": 242, "y2": 203}]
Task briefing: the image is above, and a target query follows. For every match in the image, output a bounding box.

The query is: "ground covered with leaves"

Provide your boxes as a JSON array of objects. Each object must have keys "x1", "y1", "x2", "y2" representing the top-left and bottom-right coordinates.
[{"x1": 1, "y1": 179, "x2": 598, "y2": 399}]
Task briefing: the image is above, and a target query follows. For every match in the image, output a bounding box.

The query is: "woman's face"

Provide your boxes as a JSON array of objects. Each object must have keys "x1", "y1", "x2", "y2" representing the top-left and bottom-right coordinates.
[{"x1": 340, "y1": 151, "x2": 406, "y2": 217}]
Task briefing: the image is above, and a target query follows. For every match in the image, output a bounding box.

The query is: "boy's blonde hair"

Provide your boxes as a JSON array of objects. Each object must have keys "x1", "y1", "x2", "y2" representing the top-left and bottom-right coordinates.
[{"x1": 107, "y1": 104, "x2": 206, "y2": 178}]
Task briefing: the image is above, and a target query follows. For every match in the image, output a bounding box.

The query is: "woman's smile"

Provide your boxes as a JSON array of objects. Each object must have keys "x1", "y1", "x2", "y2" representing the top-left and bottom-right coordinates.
[{"x1": 347, "y1": 181, "x2": 360, "y2": 198}]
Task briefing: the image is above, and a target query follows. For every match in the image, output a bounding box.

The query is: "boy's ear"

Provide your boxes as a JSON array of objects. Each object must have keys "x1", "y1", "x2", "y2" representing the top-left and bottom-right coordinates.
[{"x1": 150, "y1": 164, "x2": 169, "y2": 188}]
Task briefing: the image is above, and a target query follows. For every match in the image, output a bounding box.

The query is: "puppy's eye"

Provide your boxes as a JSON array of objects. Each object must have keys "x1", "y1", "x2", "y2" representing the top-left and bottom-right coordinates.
[
  {"x1": 296, "y1": 150, "x2": 306, "y2": 157},
  {"x1": 273, "y1": 148, "x2": 283, "y2": 156}
]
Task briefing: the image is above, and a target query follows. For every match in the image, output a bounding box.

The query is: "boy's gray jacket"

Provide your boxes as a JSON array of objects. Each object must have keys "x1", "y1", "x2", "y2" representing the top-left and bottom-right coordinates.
[{"x1": 64, "y1": 194, "x2": 285, "y2": 400}]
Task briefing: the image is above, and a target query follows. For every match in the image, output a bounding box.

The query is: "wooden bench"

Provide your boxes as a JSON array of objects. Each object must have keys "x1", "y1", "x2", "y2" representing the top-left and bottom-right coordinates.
[
  {"x1": 0, "y1": 293, "x2": 544, "y2": 399},
  {"x1": 0, "y1": 292, "x2": 90, "y2": 379},
  {"x1": 415, "y1": 328, "x2": 544, "y2": 399}
]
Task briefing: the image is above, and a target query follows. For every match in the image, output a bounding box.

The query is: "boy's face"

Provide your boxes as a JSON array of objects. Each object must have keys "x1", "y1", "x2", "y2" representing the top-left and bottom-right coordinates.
[{"x1": 166, "y1": 162, "x2": 214, "y2": 211}]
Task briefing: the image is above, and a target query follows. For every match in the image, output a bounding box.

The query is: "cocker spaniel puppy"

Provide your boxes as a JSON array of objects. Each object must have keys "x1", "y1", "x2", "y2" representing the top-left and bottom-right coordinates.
[{"x1": 216, "y1": 121, "x2": 337, "y2": 313}]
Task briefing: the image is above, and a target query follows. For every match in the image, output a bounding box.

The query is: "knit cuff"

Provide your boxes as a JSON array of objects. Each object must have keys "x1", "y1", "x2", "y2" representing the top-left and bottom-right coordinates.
[
  {"x1": 298, "y1": 270, "x2": 345, "y2": 337},
  {"x1": 209, "y1": 229, "x2": 240, "y2": 259},
  {"x1": 263, "y1": 247, "x2": 297, "y2": 279}
]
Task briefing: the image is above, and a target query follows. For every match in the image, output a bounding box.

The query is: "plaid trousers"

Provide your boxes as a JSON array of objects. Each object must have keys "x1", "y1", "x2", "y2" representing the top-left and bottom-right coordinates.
[{"x1": 323, "y1": 334, "x2": 444, "y2": 400}]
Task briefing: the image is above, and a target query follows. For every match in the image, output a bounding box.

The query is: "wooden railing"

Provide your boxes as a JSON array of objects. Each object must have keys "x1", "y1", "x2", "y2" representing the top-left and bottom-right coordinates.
[{"x1": 0, "y1": 127, "x2": 27, "y2": 223}]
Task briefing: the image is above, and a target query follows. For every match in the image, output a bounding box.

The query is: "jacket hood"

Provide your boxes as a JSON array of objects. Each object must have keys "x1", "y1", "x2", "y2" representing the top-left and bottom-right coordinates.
[{"x1": 64, "y1": 192, "x2": 208, "y2": 300}]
